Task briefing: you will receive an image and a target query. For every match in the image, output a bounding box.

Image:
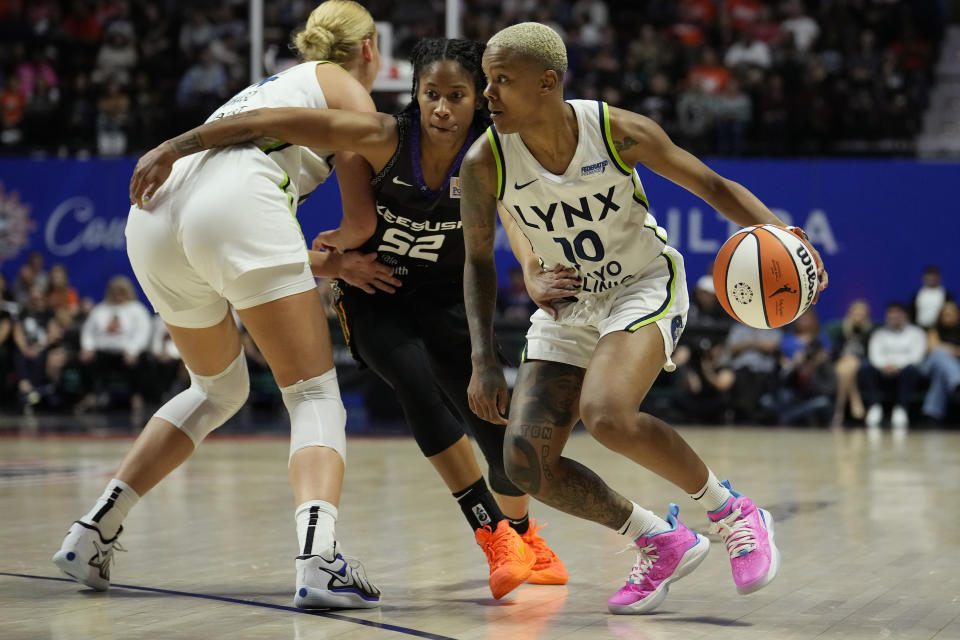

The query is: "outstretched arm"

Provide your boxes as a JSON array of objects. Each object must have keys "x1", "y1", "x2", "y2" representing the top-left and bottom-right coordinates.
[
  {"x1": 461, "y1": 137, "x2": 508, "y2": 425},
  {"x1": 129, "y1": 107, "x2": 397, "y2": 206},
  {"x1": 609, "y1": 107, "x2": 828, "y2": 293}
]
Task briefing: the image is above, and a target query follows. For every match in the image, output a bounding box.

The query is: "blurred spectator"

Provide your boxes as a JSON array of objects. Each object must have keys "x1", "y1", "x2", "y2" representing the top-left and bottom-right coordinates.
[
  {"x1": 913, "y1": 265, "x2": 950, "y2": 329},
  {"x1": 727, "y1": 323, "x2": 783, "y2": 423},
  {"x1": 176, "y1": 47, "x2": 229, "y2": 117},
  {"x1": 780, "y1": 0, "x2": 819, "y2": 54},
  {"x1": 77, "y1": 275, "x2": 152, "y2": 412},
  {"x1": 726, "y1": 0, "x2": 763, "y2": 33},
  {"x1": 11, "y1": 286, "x2": 54, "y2": 411},
  {"x1": 11, "y1": 263, "x2": 37, "y2": 307},
  {"x1": 777, "y1": 309, "x2": 835, "y2": 426},
  {"x1": 860, "y1": 302, "x2": 926, "y2": 431},
  {"x1": 27, "y1": 251, "x2": 48, "y2": 291},
  {"x1": 179, "y1": 10, "x2": 215, "y2": 57},
  {"x1": 920, "y1": 301, "x2": 960, "y2": 423},
  {"x1": 827, "y1": 299, "x2": 873, "y2": 427},
  {"x1": 62, "y1": 72, "x2": 96, "y2": 153},
  {"x1": 724, "y1": 30, "x2": 772, "y2": 70},
  {"x1": 15, "y1": 47, "x2": 59, "y2": 100},
  {"x1": 687, "y1": 48, "x2": 729, "y2": 94},
  {"x1": 46, "y1": 264, "x2": 79, "y2": 316},
  {"x1": 713, "y1": 77, "x2": 752, "y2": 156},
  {"x1": 92, "y1": 21, "x2": 138, "y2": 86},
  {"x1": 0, "y1": 75, "x2": 26, "y2": 147},
  {"x1": 96, "y1": 82, "x2": 130, "y2": 156}
]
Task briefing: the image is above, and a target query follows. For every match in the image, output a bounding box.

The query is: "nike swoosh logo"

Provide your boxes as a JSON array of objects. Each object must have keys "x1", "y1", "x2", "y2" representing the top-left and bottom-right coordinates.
[
  {"x1": 515, "y1": 178, "x2": 538, "y2": 190},
  {"x1": 392, "y1": 176, "x2": 413, "y2": 187}
]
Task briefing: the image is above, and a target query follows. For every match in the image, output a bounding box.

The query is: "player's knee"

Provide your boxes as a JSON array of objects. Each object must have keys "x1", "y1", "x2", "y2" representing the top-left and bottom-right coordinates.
[
  {"x1": 284, "y1": 369, "x2": 347, "y2": 465},
  {"x1": 580, "y1": 402, "x2": 634, "y2": 447},
  {"x1": 488, "y1": 464, "x2": 526, "y2": 497},
  {"x1": 154, "y1": 350, "x2": 250, "y2": 446}
]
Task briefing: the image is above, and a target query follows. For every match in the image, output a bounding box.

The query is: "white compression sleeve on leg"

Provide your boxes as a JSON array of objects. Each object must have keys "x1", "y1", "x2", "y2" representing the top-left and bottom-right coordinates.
[
  {"x1": 153, "y1": 349, "x2": 249, "y2": 446},
  {"x1": 284, "y1": 368, "x2": 347, "y2": 465}
]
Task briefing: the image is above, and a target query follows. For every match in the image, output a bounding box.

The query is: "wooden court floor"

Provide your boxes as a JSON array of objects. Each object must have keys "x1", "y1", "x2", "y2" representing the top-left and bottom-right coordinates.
[{"x1": 1, "y1": 423, "x2": 959, "y2": 640}]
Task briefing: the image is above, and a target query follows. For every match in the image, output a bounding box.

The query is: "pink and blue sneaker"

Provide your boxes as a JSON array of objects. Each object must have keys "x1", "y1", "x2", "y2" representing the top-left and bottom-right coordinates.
[
  {"x1": 607, "y1": 503, "x2": 711, "y2": 614},
  {"x1": 708, "y1": 480, "x2": 780, "y2": 595}
]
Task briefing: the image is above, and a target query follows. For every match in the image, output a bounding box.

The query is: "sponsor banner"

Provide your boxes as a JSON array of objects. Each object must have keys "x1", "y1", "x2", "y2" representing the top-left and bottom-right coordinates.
[{"x1": 1, "y1": 157, "x2": 956, "y2": 322}]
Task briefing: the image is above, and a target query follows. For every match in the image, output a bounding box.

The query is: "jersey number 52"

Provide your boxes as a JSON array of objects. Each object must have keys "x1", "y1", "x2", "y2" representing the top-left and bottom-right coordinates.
[{"x1": 378, "y1": 228, "x2": 445, "y2": 262}]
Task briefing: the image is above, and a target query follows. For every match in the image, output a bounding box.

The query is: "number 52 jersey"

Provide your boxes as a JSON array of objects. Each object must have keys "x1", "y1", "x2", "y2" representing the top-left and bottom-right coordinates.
[
  {"x1": 347, "y1": 110, "x2": 475, "y2": 294},
  {"x1": 488, "y1": 100, "x2": 671, "y2": 295}
]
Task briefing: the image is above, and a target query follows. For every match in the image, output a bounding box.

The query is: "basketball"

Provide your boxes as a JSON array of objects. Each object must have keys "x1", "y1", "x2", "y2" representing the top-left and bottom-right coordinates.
[{"x1": 713, "y1": 225, "x2": 819, "y2": 329}]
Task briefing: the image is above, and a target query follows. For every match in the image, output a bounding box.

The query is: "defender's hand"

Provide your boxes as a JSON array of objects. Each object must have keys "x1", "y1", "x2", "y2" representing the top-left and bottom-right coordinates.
[
  {"x1": 339, "y1": 252, "x2": 402, "y2": 294},
  {"x1": 468, "y1": 362, "x2": 509, "y2": 425},
  {"x1": 524, "y1": 264, "x2": 581, "y2": 320}
]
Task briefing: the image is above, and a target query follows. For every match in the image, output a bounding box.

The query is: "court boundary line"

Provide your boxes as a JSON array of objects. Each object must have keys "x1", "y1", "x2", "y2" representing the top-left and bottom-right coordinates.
[{"x1": 0, "y1": 571, "x2": 457, "y2": 640}]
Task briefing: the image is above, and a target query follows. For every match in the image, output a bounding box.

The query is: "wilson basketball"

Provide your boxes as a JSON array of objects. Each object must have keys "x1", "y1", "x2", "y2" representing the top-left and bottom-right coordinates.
[{"x1": 713, "y1": 225, "x2": 819, "y2": 329}]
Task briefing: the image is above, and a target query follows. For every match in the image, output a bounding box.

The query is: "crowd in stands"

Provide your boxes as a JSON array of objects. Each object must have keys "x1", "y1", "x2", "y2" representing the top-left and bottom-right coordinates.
[
  {"x1": 1, "y1": 257, "x2": 959, "y2": 428},
  {"x1": 0, "y1": 0, "x2": 946, "y2": 157}
]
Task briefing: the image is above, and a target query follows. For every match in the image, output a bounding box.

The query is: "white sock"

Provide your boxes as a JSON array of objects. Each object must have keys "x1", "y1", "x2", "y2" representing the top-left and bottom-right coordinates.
[
  {"x1": 689, "y1": 469, "x2": 733, "y2": 513},
  {"x1": 80, "y1": 478, "x2": 140, "y2": 539},
  {"x1": 295, "y1": 500, "x2": 337, "y2": 557},
  {"x1": 617, "y1": 502, "x2": 670, "y2": 540}
]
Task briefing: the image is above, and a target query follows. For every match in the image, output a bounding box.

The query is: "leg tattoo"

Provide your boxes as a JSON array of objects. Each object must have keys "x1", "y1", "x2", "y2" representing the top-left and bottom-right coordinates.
[{"x1": 507, "y1": 362, "x2": 633, "y2": 530}]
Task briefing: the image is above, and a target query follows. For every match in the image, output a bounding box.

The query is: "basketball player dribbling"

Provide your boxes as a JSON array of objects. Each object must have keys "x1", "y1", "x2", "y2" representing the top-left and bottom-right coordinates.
[
  {"x1": 52, "y1": 0, "x2": 388, "y2": 609},
  {"x1": 126, "y1": 37, "x2": 567, "y2": 601},
  {"x1": 459, "y1": 23, "x2": 828, "y2": 613}
]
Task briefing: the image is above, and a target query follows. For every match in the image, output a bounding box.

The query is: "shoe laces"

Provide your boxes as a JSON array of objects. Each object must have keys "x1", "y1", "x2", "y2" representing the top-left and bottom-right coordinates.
[
  {"x1": 522, "y1": 520, "x2": 558, "y2": 564},
  {"x1": 480, "y1": 524, "x2": 522, "y2": 569},
  {"x1": 709, "y1": 507, "x2": 757, "y2": 558},
  {"x1": 617, "y1": 542, "x2": 659, "y2": 585}
]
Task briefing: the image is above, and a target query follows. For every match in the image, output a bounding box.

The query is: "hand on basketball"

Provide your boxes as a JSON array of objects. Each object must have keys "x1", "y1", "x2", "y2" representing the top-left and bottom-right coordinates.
[
  {"x1": 787, "y1": 226, "x2": 828, "y2": 303},
  {"x1": 339, "y1": 251, "x2": 402, "y2": 294},
  {"x1": 468, "y1": 363, "x2": 509, "y2": 425},
  {"x1": 525, "y1": 264, "x2": 581, "y2": 320},
  {"x1": 130, "y1": 141, "x2": 177, "y2": 208}
]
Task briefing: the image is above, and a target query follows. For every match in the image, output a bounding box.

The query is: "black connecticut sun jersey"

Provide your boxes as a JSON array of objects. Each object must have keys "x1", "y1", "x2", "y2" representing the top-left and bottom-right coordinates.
[{"x1": 341, "y1": 111, "x2": 477, "y2": 296}]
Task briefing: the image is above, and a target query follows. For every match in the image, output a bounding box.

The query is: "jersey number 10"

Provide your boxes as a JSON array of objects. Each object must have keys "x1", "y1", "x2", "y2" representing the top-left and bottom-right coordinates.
[{"x1": 378, "y1": 228, "x2": 445, "y2": 262}]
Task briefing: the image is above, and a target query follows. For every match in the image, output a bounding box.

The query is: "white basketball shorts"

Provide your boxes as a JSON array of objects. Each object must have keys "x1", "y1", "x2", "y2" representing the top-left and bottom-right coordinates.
[
  {"x1": 126, "y1": 146, "x2": 316, "y2": 328},
  {"x1": 523, "y1": 246, "x2": 690, "y2": 371}
]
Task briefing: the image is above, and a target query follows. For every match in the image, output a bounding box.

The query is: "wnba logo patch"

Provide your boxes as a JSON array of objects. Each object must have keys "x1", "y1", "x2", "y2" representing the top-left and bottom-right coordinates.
[{"x1": 450, "y1": 177, "x2": 462, "y2": 199}]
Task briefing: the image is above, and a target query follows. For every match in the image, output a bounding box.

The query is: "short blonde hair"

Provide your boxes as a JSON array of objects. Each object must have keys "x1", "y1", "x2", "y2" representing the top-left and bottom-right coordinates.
[
  {"x1": 293, "y1": 0, "x2": 375, "y2": 64},
  {"x1": 487, "y1": 22, "x2": 568, "y2": 76}
]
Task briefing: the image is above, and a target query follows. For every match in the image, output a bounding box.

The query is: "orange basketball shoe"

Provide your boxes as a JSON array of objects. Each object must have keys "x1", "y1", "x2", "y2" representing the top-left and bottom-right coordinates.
[
  {"x1": 475, "y1": 519, "x2": 536, "y2": 599},
  {"x1": 521, "y1": 520, "x2": 568, "y2": 584}
]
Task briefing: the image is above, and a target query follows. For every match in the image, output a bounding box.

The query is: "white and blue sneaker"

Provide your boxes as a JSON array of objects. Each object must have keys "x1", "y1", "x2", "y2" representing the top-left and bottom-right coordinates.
[
  {"x1": 294, "y1": 543, "x2": 381, "y2": 609},
  {"x1": 52, "y1": 521, "x2": 124, "y2": 591}
]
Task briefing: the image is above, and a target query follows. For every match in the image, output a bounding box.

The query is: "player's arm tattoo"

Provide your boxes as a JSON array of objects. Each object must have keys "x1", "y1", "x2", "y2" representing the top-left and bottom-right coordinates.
[
  {"x1": 507, "y1": 362, "x2": 633, "y2": 530},
  {"x1": 614, "y1": 135, "x2": 638, "y2": 153},
  {"x1": 167, "y1": 111, "x2": 261, "y2": 158},
  {"x1": 460, "y1": 141, "x2": 501, "y2": 365}
]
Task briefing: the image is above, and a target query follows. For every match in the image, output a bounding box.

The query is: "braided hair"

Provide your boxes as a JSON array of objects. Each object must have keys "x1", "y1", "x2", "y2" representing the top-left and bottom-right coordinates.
[{"x1": 403, "y1": 37, "x2": 490, "y2": 131}]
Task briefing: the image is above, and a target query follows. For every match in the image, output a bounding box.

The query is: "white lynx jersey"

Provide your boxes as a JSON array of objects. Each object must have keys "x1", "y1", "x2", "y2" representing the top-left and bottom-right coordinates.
[
  {"x1": 489, "y1": 100, "x2": 670, "y2": 295},
  {"x1": 205, "y1": 61, "x2": 338, "y2": 202}
]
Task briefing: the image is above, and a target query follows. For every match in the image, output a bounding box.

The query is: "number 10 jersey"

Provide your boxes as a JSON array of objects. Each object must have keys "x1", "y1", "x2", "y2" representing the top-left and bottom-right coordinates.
[{"x1": 489, "y1": 100, "x2": 671, "y2": 295}]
